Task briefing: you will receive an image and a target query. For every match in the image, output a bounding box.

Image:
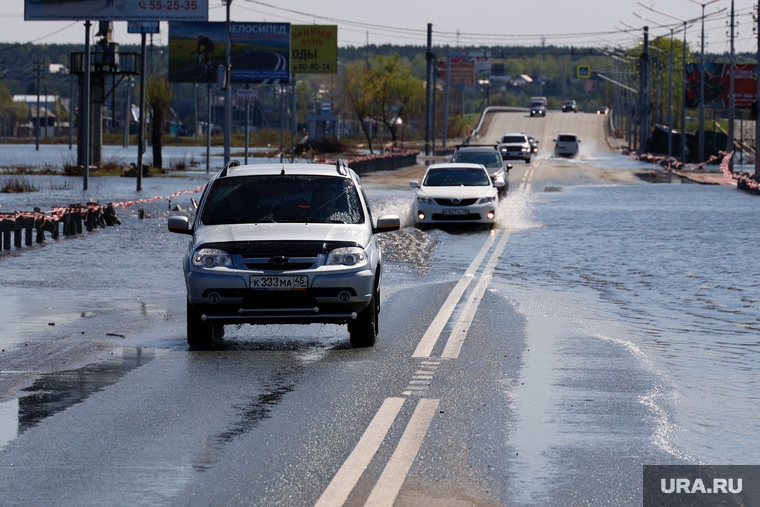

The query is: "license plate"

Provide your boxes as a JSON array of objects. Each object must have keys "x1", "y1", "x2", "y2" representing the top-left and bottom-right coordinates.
[
  {"x1": 250, "y1": 275, "x2": 308, "y2": 290},
  {"x1": 443, "y1": 209, "x2": 469, "y2": 215}
]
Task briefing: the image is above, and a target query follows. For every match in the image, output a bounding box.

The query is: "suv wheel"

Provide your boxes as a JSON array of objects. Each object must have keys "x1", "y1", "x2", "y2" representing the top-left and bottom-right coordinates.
[
  {"x1": 348, "y1": 283, "x2": 378, "y2": 348},
  {"x1": 186, "y1": 299, "x2": 220, "y2": 349}
]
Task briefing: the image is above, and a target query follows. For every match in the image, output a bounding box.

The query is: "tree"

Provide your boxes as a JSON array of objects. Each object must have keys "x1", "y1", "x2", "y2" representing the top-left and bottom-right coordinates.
[
  {"x1": 343, "y1": 61, "x2": 376, "y2": 153},
  {"x1": 146, "y1": 75, "x2": 172, "y2": 169},
  {"x1": 367, "y1": 55, "x2": 425, "y2": 147}
]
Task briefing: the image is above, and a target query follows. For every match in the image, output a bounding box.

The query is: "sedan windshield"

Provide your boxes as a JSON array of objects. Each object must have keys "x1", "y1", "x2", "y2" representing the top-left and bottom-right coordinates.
[
  {"x1": 452, "y1": 151, "x2": 502, "y2": 168},
  {"x1": 423, "y1": 168, "x2": 491, "y2": 187},
  {"x1": 201, "y1": 175, "x2": 365, "y2": 225}
]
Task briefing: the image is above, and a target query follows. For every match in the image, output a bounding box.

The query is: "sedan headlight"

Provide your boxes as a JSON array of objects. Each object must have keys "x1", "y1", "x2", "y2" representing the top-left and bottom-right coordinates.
[
  {"x1": 416, "y1": 195, "x2": 435, "y2": 205},
  {"x1": 192, "y1": 248, "x2": 233, "y2": 269},
  {"x1": 326, "y1": 247, "x2": 368, "y2": 267},
  {"x1": 479, "y1": 196, "x2": 496, "y2": 204}
]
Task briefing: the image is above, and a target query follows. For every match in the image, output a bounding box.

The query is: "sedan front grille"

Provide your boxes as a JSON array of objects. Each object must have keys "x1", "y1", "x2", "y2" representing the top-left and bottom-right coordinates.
[{"x1": 434, "y1": 198, "x2": 478, "y2": 206}]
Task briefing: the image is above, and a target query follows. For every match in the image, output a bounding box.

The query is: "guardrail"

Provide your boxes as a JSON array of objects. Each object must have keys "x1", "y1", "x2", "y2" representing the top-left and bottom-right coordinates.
[{"x1": 316, "y1": 151, "x2": 419, "y2": 174}]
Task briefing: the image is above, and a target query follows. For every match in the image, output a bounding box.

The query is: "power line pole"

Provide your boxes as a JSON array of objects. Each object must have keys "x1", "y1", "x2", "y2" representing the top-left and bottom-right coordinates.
[
  {"x1": 424, "y1": 23, "x2": 433, "y2": 157},
  {"x1": 34, "y1": 59, "x2": 44, "y2": 151},
  {"x1": 727, "y1": 0, "x2": 735, "y2": 171}
]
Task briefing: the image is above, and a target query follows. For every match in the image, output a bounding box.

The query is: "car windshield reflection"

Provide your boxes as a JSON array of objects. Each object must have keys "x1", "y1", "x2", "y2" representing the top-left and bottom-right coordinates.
[{"x1": 423, "y1": 168, "x2": 491, "y2": 187}]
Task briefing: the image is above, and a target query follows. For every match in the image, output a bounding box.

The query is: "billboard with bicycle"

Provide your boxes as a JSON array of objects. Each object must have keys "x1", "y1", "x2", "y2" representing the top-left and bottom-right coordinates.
[{"x1": 168, "y1": 21, "x2": 290, "y2": 84}]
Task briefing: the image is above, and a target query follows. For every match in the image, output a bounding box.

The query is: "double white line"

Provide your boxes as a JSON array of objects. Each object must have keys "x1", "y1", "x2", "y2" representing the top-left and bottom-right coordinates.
[{"x1": 316, "y1": 213, "x2": 519, "y2": 506}]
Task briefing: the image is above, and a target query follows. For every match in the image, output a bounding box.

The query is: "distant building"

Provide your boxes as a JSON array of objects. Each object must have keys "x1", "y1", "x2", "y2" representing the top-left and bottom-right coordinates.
[{"x1": 14, "y1": 95, "x2": 59, "y2": 137}]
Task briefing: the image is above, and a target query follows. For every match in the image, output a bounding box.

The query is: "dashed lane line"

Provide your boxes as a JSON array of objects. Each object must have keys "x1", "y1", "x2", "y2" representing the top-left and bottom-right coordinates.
[
  {"x1": 314, "y1": 397, "x2": 406, "y2": 507},
  {"x1": 411, "y1": 231, "x2": 500, "y2": 358},
  {"x1": 363, "y1": 398, "x2": 441, "y2": 507}
]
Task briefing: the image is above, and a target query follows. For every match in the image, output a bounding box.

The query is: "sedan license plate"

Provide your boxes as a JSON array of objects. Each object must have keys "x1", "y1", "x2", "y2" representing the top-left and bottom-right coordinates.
[
  {"x1": 250, "y1": 275, "x2": 308, "y2": 290},
  {"x1": 443, "y1": 208, "x2": 469, "y2": 215}
]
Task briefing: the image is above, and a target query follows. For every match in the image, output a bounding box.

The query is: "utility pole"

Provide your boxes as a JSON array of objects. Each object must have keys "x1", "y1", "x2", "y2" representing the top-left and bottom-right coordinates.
[
  {"x1": 83, "y1": 21, "x2": 91, "y2": 190},
  {"x1": 424, "y1": 23, "x2": 433, "y2": 157},
  {"x1": 34, "y1": 59, "x2": 43, "y2": 151},
  {"x1": 223, "y1": 0, "x2": 232, "y2": 166},
  {"x1": 688, "y1": 0, "x2": 721, "y2": 163},
  {"x1": 137, "y1": 32, "x2": 147, "y2": 191},
  {"x1": 756, "y1": 1, "x2": 760, "y2": 176},
  {"x1": 639, "y1": 26, "x2": 650, "y2": 155},
  {"x1": 727, "y1": 0, "x2": 735, "y2": 171}
]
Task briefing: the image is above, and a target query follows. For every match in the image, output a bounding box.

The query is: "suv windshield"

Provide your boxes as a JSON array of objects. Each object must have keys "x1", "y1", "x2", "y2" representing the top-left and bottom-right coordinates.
[
  {"x1": 501, "y1": 135, "x2": 526, "y2": 144},
  {"x1": 201, "y1": 175, "x2": 365, "y2": 225},
  {"x1": 452, "y1": 150, "x2": 502, "y2": 168},
  {"x1": 423, "y1": 168, "x2": 490, "y2": 187}
]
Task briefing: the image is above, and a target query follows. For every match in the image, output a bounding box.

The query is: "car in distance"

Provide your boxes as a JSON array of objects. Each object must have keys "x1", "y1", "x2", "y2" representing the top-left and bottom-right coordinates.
[
  {"x1": 411, "y1": 163, "x2": 503, "y2": 229},
  {"x1": 498, "y1": 132, "x2": 532, "y2": 164},
  {"x1": 450, "y1": 144, "x2": 510, "y2": 196},
  {"x1": 527, "y1": 136, "x2": 539, "y2": 154},
  {"x1": 562, "y1": 100, "x2": 577, "y2": 113},
  {"x1": 597, "y1": 106, "x2": 610, "y2": 115},
  {"x1": 529, "y1": 96, "x2": 547, "y2": 117},
  {"x1": 554, "y1": 133, "x2": 581, "y2": 158},
  {"x1": 167, "y1": 161, "x2": 401, "y2": 349}
]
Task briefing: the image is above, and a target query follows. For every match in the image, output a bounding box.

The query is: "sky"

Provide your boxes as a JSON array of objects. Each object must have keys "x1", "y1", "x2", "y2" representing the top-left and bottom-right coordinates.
[{"x1": 3, "y1": 0, "x2": 758, "y2": 55}]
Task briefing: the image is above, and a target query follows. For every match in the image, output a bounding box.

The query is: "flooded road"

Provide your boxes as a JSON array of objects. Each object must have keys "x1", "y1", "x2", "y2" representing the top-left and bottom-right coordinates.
[{"x1": 0, "y1": 151, "x2": 759, "y2": 506}]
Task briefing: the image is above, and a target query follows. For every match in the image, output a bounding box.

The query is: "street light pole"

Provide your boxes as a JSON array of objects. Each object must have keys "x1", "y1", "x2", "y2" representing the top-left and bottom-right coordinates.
[
  {"x1": 687, "y1": 0, "x2": 720, "y2": 164},
  {"x1": 224, "y1": 0, "x2": 232, "y2": 166}
]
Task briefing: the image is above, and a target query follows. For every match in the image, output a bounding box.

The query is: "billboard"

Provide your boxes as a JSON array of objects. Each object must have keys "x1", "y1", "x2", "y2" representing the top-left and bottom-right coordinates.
[
  {"x1": 168, "y1": 22, "x2": 291, "y2": 84},
  {"x1": 25, "y1": 0, "x2": 208, "y2": 21},
  {"x1": 291, "y1": 25, "x2": 337, "y2": 74},
  {"x1": 685, "y1": 63, "x2": 757, "y2": 109}
]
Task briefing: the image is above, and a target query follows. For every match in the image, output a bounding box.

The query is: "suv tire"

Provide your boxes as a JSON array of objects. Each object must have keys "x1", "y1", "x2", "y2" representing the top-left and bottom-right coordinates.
[
  {"x1": 187, "y1": 299, "x2": 218, "y2": 349},
  {"x1": 348, "y1": 283, "x2": 378, "y2": 348}
]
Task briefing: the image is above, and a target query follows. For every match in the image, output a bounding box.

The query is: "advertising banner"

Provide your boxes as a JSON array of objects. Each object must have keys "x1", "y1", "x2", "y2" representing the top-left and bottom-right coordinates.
[
  {"x1": 25, "y1": 0, "x2": 208, "y2": 21},
  {"x1": 684, "y1": 63, "x2": 757, "y2": 109},
  {"x1": 291, "y1": 25, "x2": 337, "y2": 74},
  {"x1": 168, "y1": 21, "x2": 290, "y2": 84}
]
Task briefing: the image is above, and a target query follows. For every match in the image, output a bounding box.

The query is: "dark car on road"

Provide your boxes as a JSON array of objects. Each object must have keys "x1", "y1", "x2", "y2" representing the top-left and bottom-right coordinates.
[{"x1": 562, "y1": 100, "x2": 577, "y2": 113}]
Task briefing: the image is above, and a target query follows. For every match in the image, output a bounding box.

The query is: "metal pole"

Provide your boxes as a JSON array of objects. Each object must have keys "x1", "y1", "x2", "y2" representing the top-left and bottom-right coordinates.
[
  {"x1": 224, "y1": 0, "x2": 232, "y2": 165},
  {"x1": 668, "y1": 29, "x2": 674, "y2": 157},
  {"x1": 756, "y1": 2, "x2": 760, "y2": 176},
  {"x1": 681, "y1": 21, "x2": 687, "y2": 163},
  {"x1": 35, "y1": 60, "x2": 40, "y2": 151},
  {"x1": 136, "y1": 32, "x2": 146, "y2": 191},
  {"x1": 442, "y1": 51, "x2": 450, "y2": 149},
  {"x1": 291, "y1": 74, "x2": 296, "y2": 162},
  {"x1": 69, "y1": 76, "x2": 73, "y2": 150},
  {"x1": 639, "y1": 26, "x2": 649, "y2": 155},
  {"x1": 727, "y1": 0, "x2": 735, "y2": 171},
  {"x1": 206, "y1": 83, "x2": 211, "y2": 173},
  {"x1": 424, "y1": 23, "x2": 432, "y2": 156},
  {"x1": 698, "y1": 5, "x2": 706, "y2": 163},
  {"x1": 244, "y1": 84, "x2": 249, "y2": 164},
  {"x1": 83, "y1": 21, "x2": 91, "y2": 190},
  {"x1": 123, "y1": 78, "x2": 129, "y2": 148}
]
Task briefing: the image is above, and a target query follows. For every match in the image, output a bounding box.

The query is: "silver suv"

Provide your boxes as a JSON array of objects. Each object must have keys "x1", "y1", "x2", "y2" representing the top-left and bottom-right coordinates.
[
  {"x1": 498, "y1": 132, "x2": 531, "y2": 164},
  {"x1": 168, "y1": 161, "x2": 401, "y2": 349}
]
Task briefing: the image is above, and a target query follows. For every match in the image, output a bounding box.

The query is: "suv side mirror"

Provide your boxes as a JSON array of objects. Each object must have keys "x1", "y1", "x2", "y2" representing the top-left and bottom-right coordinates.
[
  {"x1": 374, "y1": 214, "x2": 401, "y2": 234},
  {"x1": 168, "y1": 216, "x2": 193, "y2": 235},
  {"x1": 409, "y1": 181, "x2": 420, "y2": 188}
]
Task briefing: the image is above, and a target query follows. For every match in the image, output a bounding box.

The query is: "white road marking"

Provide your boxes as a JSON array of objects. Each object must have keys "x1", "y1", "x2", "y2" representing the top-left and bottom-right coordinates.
[
  {"x1": 412, "y1": 231, "x2": 501, "y2": 358},
  {"x1": 441, "y1": 229, "x2": 511, "y2": 359},
  {"x1": 363, "y1": 399, "x2": 440, "y2": 507},
  {"x1": 314, "y1": 398, "x2": 405, "y2": 507}
]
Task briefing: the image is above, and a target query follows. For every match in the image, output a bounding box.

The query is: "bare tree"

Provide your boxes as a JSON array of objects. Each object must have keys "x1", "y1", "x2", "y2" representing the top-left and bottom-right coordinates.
[{"x1": 146, "y1": 75, "x2": 172, "y2": 169}]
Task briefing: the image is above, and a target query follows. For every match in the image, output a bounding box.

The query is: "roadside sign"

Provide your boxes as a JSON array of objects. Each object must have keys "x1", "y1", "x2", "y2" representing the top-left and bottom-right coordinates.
[
  {"x1": 127, "y1": 21, "x2": 160, "y2": 34},
  {"x1": 237, "y1": 88, "x2": 258, "y2": 101},
  {"x1": 321, "y1": 100, "x2": 331, "y2": 114},
  {"x1": 25, "y1": 0, "x2": 208, "y2": 21},
  {"x1": 577, "y1": 64, "x2": 591, "y2": 79},
  {"x1": 437, "y1": 60, "x2": 475, "y2": 86},
  {"x1": 291, "y1": 25, "x2": 338, "y2": 74}
]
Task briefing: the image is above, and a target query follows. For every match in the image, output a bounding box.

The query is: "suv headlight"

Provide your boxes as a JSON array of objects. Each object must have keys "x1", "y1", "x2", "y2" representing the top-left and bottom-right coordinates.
[
  {"x1": 416, "y1": 195, "x2": 434, "y2": 205},
  {"x1": 326, "y1": 247, "x2": 368, "y2": 267},
  {"x1": 192, "y1": 248, "x2": 233, "y2": 269},
  {"x1": 479, "y1": 196, "x2": 496, "y2": 204}
]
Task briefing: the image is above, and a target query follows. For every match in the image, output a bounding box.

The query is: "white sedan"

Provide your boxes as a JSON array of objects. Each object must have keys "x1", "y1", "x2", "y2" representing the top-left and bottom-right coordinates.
[{"x1": 410, "y1": 163, "x2": 503, "y2": 228}]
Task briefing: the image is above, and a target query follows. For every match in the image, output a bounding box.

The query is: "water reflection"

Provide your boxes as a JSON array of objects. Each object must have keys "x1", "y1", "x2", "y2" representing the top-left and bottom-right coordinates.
[{"x1": 0, "y1": 348, "x2": 156, "y2": 449}]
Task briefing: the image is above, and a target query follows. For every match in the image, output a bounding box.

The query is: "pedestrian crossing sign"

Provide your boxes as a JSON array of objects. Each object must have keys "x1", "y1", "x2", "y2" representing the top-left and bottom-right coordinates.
[{"x1": 577, "y1": 64, "x2": 591, "y2": 79}]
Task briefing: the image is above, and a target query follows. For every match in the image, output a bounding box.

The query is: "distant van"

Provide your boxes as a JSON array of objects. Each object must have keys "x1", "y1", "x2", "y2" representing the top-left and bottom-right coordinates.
[
  {"x1": 530, "y1": 96, "x2": 547, "y2": 117},
  {"x1": 554, "y1": 133, "x2": 580, "y2": 158}
]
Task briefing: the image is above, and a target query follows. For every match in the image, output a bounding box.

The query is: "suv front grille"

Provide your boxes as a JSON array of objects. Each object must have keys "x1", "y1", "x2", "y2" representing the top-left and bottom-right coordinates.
[
  {"x1": 434, "y1": 198, "x2": 477, "y2": 206},
  {"x1": 243, "y1": 257, "x2": 318, "y2": 271}
]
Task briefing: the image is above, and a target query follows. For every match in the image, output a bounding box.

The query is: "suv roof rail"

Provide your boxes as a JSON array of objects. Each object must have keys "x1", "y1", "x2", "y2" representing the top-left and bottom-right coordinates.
[
  {"x1": 335, "y1": 159, "x2": 348, "y2": 176},
  {"x1": 219, "y1": 159, "x2": 241, "y2": 178}
]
